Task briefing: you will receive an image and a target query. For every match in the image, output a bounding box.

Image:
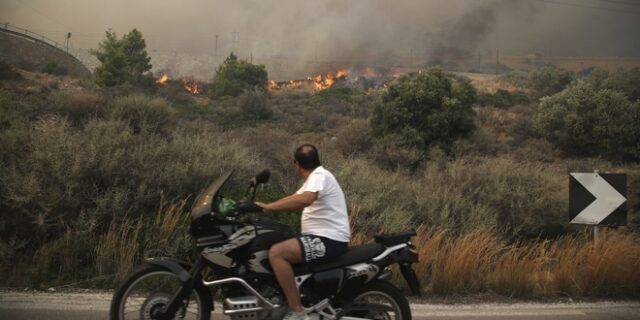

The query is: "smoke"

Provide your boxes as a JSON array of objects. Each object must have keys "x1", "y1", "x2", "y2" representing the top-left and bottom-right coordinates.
[{"x1": 1, "y1": 0, "x2": 639, "y2": 79}]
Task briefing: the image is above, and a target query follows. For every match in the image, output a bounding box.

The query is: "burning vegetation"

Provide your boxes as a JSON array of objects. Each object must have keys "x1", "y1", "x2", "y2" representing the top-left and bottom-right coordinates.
[
  {"x1": 154, "y1": 74, "x2": 203, "y2": 95},
  {"x1": 267, "y1": 67, "x2": 399, "y2": 92},
  {"x1": 155, "y1": 74, "x2": 169, "y2": 86},
  {"x1": 183, "y1": 78, "x2": 201, "y2": 94},
  {"x1": 268, "y1": 68, "x2": 349, "y2": 91}
]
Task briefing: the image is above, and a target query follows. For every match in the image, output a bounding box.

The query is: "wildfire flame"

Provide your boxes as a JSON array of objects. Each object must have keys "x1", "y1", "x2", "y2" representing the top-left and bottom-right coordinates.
[
  {"x1": 156, "y1": 74, "x2": 169, "y2": 85},
  {"x1": 268, "y1": 68, "x2": 348, "y2": 91},
  {"x1": 183, "y1": 78, "x2": 201, "y2": 94}
]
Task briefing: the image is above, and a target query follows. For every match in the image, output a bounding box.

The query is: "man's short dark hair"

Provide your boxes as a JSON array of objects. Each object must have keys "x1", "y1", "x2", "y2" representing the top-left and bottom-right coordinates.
[{"x1": 294, "y1": 144, "x2": 321, "y2": 170}]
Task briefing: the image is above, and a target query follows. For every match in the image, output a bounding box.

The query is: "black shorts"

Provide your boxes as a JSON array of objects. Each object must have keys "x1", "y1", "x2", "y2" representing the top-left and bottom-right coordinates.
[{"x1": 296, "y1": 234, "x2": 348, "y2": 265}]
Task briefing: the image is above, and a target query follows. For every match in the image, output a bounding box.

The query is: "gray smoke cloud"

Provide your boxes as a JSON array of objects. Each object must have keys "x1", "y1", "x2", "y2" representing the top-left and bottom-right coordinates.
[{"x1": 1, "y1": 0, "x2": 639, "y2": 79}]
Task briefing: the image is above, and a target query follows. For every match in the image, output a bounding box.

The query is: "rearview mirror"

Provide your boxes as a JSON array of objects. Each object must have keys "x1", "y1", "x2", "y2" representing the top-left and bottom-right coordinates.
[{"x1": 255, "y1": 169, "x2": 271, "y2": 184}]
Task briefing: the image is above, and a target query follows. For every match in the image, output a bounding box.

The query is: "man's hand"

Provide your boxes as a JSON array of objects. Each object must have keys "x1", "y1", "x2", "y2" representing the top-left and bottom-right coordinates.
[{"x1": 255, "y1": 201, "x2": 268, "y2": 210}]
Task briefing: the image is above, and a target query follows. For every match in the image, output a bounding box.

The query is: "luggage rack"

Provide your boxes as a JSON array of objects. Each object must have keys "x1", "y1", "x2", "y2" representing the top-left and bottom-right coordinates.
[{"x1": 373, "y1": 231, "x2": 416, "y2": 246}]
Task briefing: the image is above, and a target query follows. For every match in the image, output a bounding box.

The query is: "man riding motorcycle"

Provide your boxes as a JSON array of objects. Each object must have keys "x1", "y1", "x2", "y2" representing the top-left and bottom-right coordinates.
[{"x1": 256, "y1": 144, "x2": 350, "y2": 320}]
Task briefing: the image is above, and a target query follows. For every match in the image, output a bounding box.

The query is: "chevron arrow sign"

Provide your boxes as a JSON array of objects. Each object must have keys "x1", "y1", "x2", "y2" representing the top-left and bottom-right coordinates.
[{"x1": 569, "y1": 173, "x2": 627, "y2": 225}]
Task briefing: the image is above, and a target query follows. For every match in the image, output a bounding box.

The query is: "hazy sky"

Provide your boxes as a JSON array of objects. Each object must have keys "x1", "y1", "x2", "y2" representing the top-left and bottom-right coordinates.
[{"x1": 2, "y1": 0, "x2": 639, "y2": 76}]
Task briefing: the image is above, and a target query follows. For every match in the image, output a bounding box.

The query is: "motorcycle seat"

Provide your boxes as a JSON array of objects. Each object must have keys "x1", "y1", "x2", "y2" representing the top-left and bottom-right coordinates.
[{"x1": 293, "y1": 243, "x2": 385, "y2": 275}]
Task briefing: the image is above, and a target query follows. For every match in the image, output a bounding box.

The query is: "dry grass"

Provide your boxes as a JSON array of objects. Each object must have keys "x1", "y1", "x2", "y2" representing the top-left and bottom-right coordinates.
[
  {"x1": 93, "y1": 197, "x2": 191, "y2": 281},
  {"x1": 353, "y1": 226, "x2": 640, "y2": 298},
  {"x1": 94, "y1": 216, "x2": 143, "y2": 278}
]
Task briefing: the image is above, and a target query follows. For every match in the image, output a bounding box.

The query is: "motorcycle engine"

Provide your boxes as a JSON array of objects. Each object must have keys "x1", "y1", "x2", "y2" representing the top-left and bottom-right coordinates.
[{"x1": 223, "y1": 284, "x2": 287, "y2": 320}]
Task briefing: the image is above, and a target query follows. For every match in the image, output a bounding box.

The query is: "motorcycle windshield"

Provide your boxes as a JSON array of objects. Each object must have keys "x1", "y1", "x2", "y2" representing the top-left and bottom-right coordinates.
[{"x1": 191, "y1": 170, "x2": 233, "y2": 219}]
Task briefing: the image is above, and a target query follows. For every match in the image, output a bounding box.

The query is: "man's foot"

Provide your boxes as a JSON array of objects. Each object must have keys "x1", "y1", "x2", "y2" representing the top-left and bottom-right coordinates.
[{"x1": 283, "y1": 310, "x2": 310, "y2": 320}]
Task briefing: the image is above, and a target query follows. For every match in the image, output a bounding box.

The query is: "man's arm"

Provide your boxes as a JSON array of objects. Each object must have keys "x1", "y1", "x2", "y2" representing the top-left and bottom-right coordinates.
[{"x1": 255, "y1": 191, "x2": 317, "y2": 212}]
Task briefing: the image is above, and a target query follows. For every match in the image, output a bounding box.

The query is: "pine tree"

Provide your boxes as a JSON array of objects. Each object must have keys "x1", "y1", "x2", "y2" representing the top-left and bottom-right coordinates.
[{"x1": 91, "y1": 29, "x2": 152, "y2": 87}]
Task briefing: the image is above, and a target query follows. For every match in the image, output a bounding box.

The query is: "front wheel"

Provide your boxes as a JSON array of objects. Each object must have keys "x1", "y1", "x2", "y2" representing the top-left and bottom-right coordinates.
[
  {"x1": 343, "y1": 280, "x2": 412, "y2": 320},
  {"x1": 110, "y1": 264, "x2": 211, "y2": 320}
]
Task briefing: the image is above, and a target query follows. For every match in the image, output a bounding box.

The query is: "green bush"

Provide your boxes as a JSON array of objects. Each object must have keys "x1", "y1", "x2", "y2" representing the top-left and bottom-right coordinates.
[
  {"x1": 51, "y1": 92, "x2": 107, "y2": 125},
  {"x1": 107, "y1": 94, "x2": 175, "y2": 134},
  {"x1": 534, "y1": 82, "x2": 640, "y2": 160},
  {"x1": 371, "y1": 69, "x2": 476, "y2": 153},
  {"x1": 209, "y1": 53, "x2": 268, "y2": 98},
  {"x1": 478, "y1": 89, "x2": 529, "y2": 108},
  {"x1": 41, "y1": 60, "x2": 68, "y2": 76},
  {"x1": 584, "y1": 67, "x2": 640, "y2": 102},
  {"x1": 528, "y1": 66, "x2": 574, "y2": 98},
  {"x1": 238, "y1": 88, "x2": 273, "y2": 120}
]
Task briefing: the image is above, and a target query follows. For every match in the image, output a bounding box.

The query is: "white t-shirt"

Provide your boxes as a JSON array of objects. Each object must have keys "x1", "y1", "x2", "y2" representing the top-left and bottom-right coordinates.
[{"x1": 296, "y1": 166, "x2": 350, "y2": 243}]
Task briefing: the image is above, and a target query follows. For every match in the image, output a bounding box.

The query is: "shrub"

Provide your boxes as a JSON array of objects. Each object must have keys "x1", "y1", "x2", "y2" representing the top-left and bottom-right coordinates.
[
  {"x1": 41, "y1": 60, "x2": 68, "y2": 76},
  {"x1": 477, "y1": 89, "x2": 529, "y2": 108},
  {"x1": 91, "y1": 29, "x2": 152, "y2": 87},
  {"x1": 334, "y1": 119, "x2": 372, "y2": 157},
  {"x1": 0, "y1": 60, "x2": 22, "y2": 80},
  {"x1": 534, "y1": 82, "x2": 640, "y2": 160},
  {"x1": 209, "y1": 53, "x2": 268, "y2": 98},
  {"x1": 311, "y1": 87, "x2": 358, "y2": 103},
  {"x1": 51, "y1": 92, "x2": 107, "y2": 125},
  {"x1": 500, "y1": 71, "x2": 529, "y2": 88},
  {"x1": 368, "y1": 134, "x2": 422, "y2": 170},
  {"x1": 528, "y1": 66, "x2": 574, "y2": 98},
  {"x1": 238, "y1": 88, "x2": 273, "y2": 120},
  {"x1": 107, "y1": 94, "x2": 175, "y2": 134},
  {"x1": 584, "y1": 67, "x2": 640, "y2": 102},
  {"x1": 335, "y1": 155, "x2": 565, "y2": 237},
  {"x1": 0, "y1": 114, "x2": 263, "y2": 263},
  {"x1": 371, "y1": 69, "x2": 476, "y2": 153}
]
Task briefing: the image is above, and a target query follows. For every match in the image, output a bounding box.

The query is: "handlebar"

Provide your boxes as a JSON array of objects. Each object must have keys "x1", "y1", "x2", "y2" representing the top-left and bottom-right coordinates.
[{"x1": 236, "y1": 200, "x2": 264, "y2": 213}]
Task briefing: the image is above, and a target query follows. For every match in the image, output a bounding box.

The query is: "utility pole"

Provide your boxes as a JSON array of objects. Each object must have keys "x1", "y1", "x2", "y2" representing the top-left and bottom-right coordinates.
[
  {"x1": 215, "y1": 34, "x2": 219, "y2": 60},
  {"x1": 410, "y1": 48, "x2": 414, "y2": 67},
  {"x1": 65, "y1": 32, "x2": 71, "y2": 52},
  {"x1": 231, "y1": 31, "x2": 240, "y2": 55},
  {"x1": 495, "y1": 48, "x2": 500, "y2": 75}
]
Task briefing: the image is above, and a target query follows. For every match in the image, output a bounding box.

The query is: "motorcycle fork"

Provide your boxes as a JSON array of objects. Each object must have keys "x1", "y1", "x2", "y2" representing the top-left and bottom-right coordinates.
[{"x1": 157, "y1": 256, "x2": 206, "y2": 320}]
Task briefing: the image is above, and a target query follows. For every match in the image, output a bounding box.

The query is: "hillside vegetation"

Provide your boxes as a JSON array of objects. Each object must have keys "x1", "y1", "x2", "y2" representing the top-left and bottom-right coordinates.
[{"x1": 0, "y1": 60, "x2": 639, "y2": 298}]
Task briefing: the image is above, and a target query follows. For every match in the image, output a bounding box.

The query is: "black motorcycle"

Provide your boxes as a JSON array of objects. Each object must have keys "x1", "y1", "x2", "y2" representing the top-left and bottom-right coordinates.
[{"x1": 110, "y1": 170, "x2": 421, "y2": 320}]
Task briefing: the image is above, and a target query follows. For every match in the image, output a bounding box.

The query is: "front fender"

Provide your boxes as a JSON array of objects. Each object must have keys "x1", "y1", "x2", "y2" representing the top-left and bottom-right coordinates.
[
  {"x1": 146, "y1": 257, "x2": 192, "y2": 283},
  {"x1": 145, "y1": 257, "x2": 215, "y2": 311}
]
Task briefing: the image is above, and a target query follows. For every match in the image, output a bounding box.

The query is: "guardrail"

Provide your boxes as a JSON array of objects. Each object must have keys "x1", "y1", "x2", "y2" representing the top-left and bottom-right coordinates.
[{"x1": 0, "y1": 23, "x2": 87, "y2": 66}]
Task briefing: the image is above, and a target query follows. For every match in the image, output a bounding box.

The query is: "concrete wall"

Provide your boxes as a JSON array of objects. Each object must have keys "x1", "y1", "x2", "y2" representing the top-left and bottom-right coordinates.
[{"x1": 0, "y1": 31, "x2": 92, "y2": 78}]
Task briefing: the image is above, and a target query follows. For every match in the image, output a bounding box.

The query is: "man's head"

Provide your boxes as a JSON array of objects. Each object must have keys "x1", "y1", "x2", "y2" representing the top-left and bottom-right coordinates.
[{"x1": 294, "y1": 144, "x2": 321, "y2": 175}]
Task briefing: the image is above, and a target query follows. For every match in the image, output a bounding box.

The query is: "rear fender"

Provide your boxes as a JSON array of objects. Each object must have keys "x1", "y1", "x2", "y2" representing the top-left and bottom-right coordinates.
[{"x1": 382, "y1": 248, "x2": 421, "y2": 297}]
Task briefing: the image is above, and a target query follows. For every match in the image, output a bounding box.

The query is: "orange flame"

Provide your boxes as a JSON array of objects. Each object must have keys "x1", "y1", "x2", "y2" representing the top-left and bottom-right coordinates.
[
  {"x1": 156, "y1": 74, "x2": 169, "y2": 85},
  {"x1": 183, "y1": 78, "x2": 201, "y2": 94},
  {"x1": 268, "y1": 80, "x2": 279, "y2": 90},
  {"x1": 268, "y1": 69, "x2": 349, "y2": 91}
]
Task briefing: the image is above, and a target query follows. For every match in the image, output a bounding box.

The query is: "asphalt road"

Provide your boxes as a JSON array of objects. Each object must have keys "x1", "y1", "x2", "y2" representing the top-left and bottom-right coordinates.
[{"x1": 1, "y1": 292, "x2": 639, "y2": 320}]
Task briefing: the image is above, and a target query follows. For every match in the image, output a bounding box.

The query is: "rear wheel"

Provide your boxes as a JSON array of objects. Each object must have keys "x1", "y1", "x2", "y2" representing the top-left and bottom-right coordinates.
[
  {"x1": 110, "y1": 264, "x2": 211, "y2": 320},
  {"x1": 343, "y1": 280, "x2": 411, "y2": 320}
]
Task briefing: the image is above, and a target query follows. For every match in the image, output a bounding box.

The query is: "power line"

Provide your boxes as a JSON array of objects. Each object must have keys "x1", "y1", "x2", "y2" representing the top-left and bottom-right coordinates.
[
  {"x1": 533, "y1": 0, "x2": 640, "y2": 15},
  {"x1": 9, "y1": 0, "x2": 68, "y2": 29},
  {"x1": 594, "y1": 0, "x2": 640, "y2": 7}
]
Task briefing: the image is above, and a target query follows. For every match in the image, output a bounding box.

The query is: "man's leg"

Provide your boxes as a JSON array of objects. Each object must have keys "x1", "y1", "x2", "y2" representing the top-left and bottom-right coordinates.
[{"x1": 269, "y1": 238, "x2": 304, "y2": 312}]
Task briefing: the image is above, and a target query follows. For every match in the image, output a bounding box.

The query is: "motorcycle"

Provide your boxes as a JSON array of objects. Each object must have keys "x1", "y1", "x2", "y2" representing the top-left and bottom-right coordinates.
[{"x1": 110, "y1": 169, "x2": 421, "y2": 320}]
